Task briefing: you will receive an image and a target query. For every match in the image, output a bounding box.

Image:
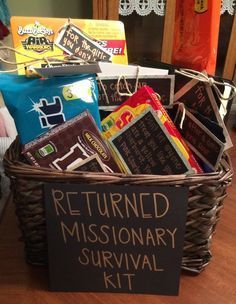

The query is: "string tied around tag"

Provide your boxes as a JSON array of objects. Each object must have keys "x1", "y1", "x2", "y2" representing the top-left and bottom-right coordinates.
[
  {"x1": 0, "y1": 44, "x2": 95, "y2": 73},
  {"x1": 175, "y1": 68, "x2": 236, "y2": 101},
  {"x1": 172, "y1": 102, "x2": 186, "y2": 130},
  {"x1": 57, "y1": 17, "x2": 72, "y2": 34},
  {"x1": 177, "y1": 103, "x2": 186, "y2": 130},
  {"x1": 116, "y1": 66, "x2": 140, "y2": 97},
  {"x1": 97, "y1": 75, "x2": 110, "y2": 105}
]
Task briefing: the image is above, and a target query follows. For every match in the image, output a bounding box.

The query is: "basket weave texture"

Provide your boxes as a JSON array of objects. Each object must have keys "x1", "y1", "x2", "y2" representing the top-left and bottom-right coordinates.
[{"x1": 3, "y1": 138, "x2": 233, "y2": 274}]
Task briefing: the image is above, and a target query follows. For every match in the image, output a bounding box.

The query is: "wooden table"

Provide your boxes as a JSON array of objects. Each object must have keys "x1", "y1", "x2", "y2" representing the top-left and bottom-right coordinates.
[{"x1": 0, "y1": 130, "x2": 236, "y2": 304}]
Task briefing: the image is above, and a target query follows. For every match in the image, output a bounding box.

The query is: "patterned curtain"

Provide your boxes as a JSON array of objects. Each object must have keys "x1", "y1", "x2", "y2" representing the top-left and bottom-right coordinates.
[{"x1": 119, "y1": 0, "x2": 236, "y2": 16}]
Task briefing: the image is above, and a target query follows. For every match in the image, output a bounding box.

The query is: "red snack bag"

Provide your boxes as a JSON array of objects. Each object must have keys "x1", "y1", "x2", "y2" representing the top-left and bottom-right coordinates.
[{"x1": 172, "y1": 0, "x2": 221, "y2": 75}]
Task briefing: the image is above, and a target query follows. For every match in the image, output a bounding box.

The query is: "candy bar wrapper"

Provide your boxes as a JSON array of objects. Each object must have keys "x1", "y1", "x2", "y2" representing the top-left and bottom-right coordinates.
[
  {"x1": 108, "y1": 107, "x2": 194, "y2": 175},
  {"x1": 0, "y1": 73, "x2": 101, "y2": 144},
  {"x1": 102, "y1": 85, "x2": 203, "y2": 173},
  {"x1": 22, "y1": 111, "x2": 120, "y2": 173}
]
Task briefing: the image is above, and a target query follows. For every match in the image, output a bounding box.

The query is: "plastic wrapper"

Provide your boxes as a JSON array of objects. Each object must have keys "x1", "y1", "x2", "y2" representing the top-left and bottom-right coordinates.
[
  {"x1": 0, "y1": 73, "x2": 101, "y2": 144},
  {"x1": 172, "y1": 0, "x2": 221, "y2": 75}
]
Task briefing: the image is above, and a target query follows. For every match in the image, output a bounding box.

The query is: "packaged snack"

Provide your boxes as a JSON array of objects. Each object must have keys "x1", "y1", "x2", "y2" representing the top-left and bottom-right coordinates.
[
  {"x1": 102, "y1": 85, "x2": 203, "y2": 173},
  {"x1": 108, "y1": 107, "x2": 194, "y2": 175},
  {"x1": 22, "y1": 110, "x2": 120, "y2": 173},
  {"x1": 172, "y1": 0, "x2": 221, "y2": 75},
  {"x1": 0, "y1": 73, "x2": 101, "y2": 144},
  {"x1": 102, "y1": 103, "x2": 150, "y2": 139}
]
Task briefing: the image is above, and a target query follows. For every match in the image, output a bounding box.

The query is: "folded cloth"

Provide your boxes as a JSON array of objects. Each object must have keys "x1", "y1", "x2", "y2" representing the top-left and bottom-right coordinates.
[
  {"x1": 0, "y1": 20, "x2": 9, "y2": 39},
  {"x1": 0, "y1": 136, "x2": 13, "y2": 219},
  {"x1": 0, "y1": 107, "x2": 17, "y2": 139},
  {"x1": 0, "y1": 111, "x2": 6, "y2": 136}
]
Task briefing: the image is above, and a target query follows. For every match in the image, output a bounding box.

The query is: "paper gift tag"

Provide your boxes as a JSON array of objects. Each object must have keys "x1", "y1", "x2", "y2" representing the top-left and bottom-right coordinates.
[
  {"x1": 174, "y1": 107, "x2": 225, "y2": 170},
  {"x1": 193, "y1": 111, "x2": 226, "y2": 144},
  {"x1": 34, "y1": 62, "x2": 102, "y2": 77},
  {"x1": 211, "y1": 80, "x2": 234, "y2": 122},
  {"x1": 55, "y1": 23, "x2": 112, "y2": 62},
  {"x1": 108, "y1": 107, "x2": 193, "y2": 175},
  {"x1": 174, "y1": 72, "x2": 192, "y2": 93},
  {"x1": 98, "y1": 62, "x2": 169, "y2": 76},
  {"x1": 97, "y1": 75, "x2": 174, "y2": 109},
  {"x1": 174, "y1": 72, "x2": 234, "y2": 122},
  {"x1": 174, "y1": 78, "x2": 233, "y2": 150}
]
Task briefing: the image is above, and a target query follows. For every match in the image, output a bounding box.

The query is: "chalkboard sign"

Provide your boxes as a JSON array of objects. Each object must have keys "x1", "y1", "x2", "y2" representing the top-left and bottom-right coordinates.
[
  {"x1": 98, "y1": 76, "x2": 174, "y2": 108},
  {"x1": 174, "y1": 72, "x2": 193, "y2": 93},
  {"x1": 44, "y1": 183, "x2": 188, "y2": 294},
  {"x1": 55, "y1": 24, "x2": 112, "y2": 62},
  {"x1": 35, "y1": 62, "x2": 101, "y2": 77},
  {"x1": 174, "y1": 79, "x2": 219, "y2": 122},
  {"x1": 174, "y1": 78, "x2": 233, "y2": 150},
  {"x1": 109, "y1": 109, "x2": 192, "y2": 175},
  {"x1": 175, "y1": 109, "x2": 224, "y2": 170}
]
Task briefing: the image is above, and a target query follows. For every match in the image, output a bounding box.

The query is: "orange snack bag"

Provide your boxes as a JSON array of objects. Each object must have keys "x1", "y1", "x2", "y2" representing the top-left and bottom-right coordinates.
[{"x1": 172, "y1": 0, "x2": 221, "y2": 75}]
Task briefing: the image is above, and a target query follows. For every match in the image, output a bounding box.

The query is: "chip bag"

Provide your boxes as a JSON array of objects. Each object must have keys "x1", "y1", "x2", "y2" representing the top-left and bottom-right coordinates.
[
  {"x1": 172, "y1": 0, "x2": 221, "y2": 75},
  {"x1": 0, "y1": 73, "x2": 101, "y2": 144}
]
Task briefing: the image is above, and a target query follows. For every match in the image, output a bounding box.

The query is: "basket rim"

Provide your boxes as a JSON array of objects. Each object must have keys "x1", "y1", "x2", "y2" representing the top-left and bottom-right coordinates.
[{"x1": 3, "y1": 138, "x2": 234, "y2": 186}]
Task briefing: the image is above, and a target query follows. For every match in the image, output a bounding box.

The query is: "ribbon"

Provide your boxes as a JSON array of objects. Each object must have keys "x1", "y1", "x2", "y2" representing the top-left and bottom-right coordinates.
[{"x1": 175, "y1": 68, "x2": 236, "y2": 101}]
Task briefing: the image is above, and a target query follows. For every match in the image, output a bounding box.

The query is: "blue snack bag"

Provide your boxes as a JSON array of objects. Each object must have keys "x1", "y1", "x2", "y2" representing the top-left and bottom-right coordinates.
[{"x1": 0, "y1": 73, "x2": 101, "y2": 144}]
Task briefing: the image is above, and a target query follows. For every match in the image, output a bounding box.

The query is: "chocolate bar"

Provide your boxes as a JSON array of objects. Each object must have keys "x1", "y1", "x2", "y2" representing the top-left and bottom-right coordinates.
[{"x1": 23, "y1": 111, "x2": 120, "y2": 173}]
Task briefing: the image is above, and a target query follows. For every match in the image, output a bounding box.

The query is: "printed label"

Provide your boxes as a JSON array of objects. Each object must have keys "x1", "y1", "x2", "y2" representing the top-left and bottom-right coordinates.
[
  {"x1": 194, "y1": 0, "x2": 208, "y2": 13},
  {"x1": 19, "y1": 21, "x2": 54, "y2": 53},
  {"x1": 28, "y1": 96, "x2": 65, "y2": 129}
]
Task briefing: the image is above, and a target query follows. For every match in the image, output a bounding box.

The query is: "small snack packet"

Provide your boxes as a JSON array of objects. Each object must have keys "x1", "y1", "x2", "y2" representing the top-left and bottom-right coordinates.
[{"x1": 0, "y1": 73, "x2": 101, "y2": 144}]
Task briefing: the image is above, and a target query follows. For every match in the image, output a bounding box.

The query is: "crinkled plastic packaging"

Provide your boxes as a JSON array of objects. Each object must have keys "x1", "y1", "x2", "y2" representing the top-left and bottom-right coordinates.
[
  {"x1": 172, "y1": 0, "x2": 221, "y2": 75},
  {"x1": 0, "y1": 73, "x2": 101, "y2": 144}
]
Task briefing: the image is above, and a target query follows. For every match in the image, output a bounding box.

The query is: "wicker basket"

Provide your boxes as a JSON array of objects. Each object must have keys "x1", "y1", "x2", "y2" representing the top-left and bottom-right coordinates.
[{"x1": 3, "y1": 138, "x2": 233, "y2": 274}]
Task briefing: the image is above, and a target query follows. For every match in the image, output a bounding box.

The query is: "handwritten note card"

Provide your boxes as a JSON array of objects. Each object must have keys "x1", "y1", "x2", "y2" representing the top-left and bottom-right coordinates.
[
  {"x1": 98, "y1": 76, "x2": 174, "y2": 108},
  {"x1": 55, "y1": 24, "x2": 112, "y2": 62}
]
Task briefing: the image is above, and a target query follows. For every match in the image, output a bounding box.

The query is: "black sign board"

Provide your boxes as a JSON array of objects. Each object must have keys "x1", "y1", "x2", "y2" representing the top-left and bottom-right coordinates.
[
  {"x1": 174, "y1": 80, "x2": 219, "y2": 122},
  {"x1": 174, "y1": 78, "x2": 233, "y2": 150},
  {"x1": 175, "y1": 109, "x2": 224, "y2": 170},
  {"x1": 44, "y1": 183, "x2": 188, "y2": 295},
  {"x1": 35, "y1": 62, "x2": 101, "y2": 77},
  {"x1": 98, "y1": 76, "x2": 174, "y2": 108},
  {"x1": 174, "y1": 72, "x2": 193, "y2": 93},
  {"x1": 109, "y1": 109, "x2": 192, "y2": 175},
  {"x1": 55, "y1": 24, "x2": 112, "y2": 62}
]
